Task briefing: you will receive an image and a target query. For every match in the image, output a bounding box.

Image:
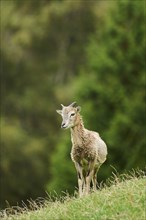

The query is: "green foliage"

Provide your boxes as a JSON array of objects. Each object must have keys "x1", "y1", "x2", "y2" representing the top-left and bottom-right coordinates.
[
  {"x1": 49, "y1": 0, "x2": 145, "y2": 193},
  {"x1": 48, "y1": 133, "x2": 76, "y2": 195},
  {"x1": 0, "y1": 119, "x2": 49, "y2": 208},
  {"x1": 1, "y1": 0, "x2": 97, "y2": 208},
  {"x1": 75, "y1": 0, "x2": 145, "y2": 174}
]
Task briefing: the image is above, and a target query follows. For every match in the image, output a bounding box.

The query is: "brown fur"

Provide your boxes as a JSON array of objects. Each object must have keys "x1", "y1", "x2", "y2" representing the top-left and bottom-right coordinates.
[{"x1": 56, "y1": 102, "x2": 107, "y2": 196}]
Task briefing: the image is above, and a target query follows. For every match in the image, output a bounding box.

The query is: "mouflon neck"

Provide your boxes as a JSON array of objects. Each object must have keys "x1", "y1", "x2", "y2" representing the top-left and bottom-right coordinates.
[{"x1": 70, "y1": 114, "x2": 85, "y2": 146}]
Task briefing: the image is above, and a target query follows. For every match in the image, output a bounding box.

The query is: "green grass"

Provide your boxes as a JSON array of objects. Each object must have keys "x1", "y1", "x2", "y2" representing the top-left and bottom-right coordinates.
[{"x1": 1, "y1": 171, "x2": 145, "y2": 220}]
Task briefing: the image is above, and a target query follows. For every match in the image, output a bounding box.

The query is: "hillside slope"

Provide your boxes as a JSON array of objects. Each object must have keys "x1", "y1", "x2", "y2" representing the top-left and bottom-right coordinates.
[{"x1": 1, "y1": 175, "x2": 145, "y2": 220}]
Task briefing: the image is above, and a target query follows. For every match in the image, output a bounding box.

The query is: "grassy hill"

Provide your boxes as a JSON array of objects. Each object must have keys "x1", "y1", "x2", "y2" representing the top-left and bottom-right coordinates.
[{"x1": 1, "y1": 172, "x2": 145, "y2": 220}]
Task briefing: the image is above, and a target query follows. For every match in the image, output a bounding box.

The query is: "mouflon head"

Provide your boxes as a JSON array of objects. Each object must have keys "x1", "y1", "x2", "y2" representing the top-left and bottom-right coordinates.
[{"x1": 56, "y1": 102, "x2": 81, "y2": 129}]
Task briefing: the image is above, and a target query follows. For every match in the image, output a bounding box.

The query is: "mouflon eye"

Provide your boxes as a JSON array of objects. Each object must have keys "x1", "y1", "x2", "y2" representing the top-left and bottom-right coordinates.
[{"x1": 70, "y1": 113, "x2": 75, "y2": 117}]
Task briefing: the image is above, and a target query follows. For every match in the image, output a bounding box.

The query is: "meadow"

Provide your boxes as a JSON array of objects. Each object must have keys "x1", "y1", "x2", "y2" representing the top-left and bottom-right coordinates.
[{"x1": 1, "y1": 171, "x2": 145, "y2": 220}]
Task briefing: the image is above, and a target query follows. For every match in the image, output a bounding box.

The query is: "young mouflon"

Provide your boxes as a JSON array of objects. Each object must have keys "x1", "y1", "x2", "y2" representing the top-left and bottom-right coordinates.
[{"x1": 56, "y1": 102, "x2": 107, "y2": 197}]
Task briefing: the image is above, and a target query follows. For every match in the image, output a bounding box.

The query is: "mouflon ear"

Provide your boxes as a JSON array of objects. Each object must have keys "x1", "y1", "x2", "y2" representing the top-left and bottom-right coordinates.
[
  {"x1": 69, "y1": 102, "x2": 77, "y2": 107},
  {"x1": 76, "y1": 106, "x2": 81, "y2": 112},
  {"x1": 56, "y1": 110, "x2": 62, "y2": 115}
]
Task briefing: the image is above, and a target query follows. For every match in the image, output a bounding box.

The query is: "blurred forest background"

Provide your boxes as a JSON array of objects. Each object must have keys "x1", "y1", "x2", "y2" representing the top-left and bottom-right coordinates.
[{"x1": 0, "y1": 0, "x2": 145, "y2": 209}]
